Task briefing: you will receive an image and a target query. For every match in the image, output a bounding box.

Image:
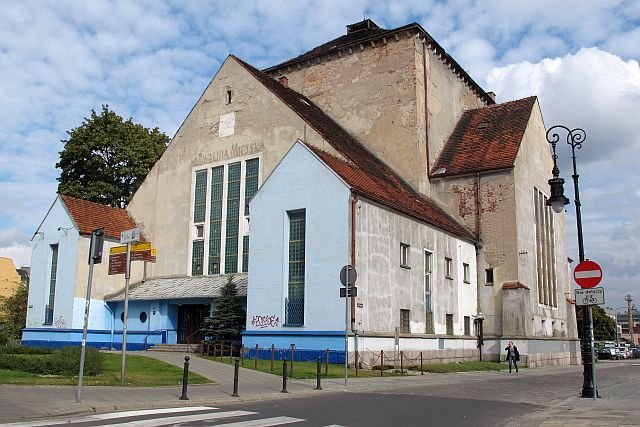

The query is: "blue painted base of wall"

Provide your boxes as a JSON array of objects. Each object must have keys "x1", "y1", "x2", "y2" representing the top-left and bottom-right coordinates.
[
  {"x1": 241, "y1": 330, "x2": 346, "y2": 363},
  {"x1": 21, "y1": 340, "x2": 148, "y2": 351},
  {"x1": 22, "y1": 328, "x2": 168, "y2": 351}
]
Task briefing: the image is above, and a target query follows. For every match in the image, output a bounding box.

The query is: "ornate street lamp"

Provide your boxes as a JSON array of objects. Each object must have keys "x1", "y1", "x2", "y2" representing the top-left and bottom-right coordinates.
[{"x1": 545, "y1": 125, "x2": 597, "y2": 399}]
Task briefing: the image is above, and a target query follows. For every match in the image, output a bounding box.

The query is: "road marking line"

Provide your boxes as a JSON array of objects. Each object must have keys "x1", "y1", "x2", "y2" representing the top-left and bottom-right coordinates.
[
  {"x1": 214, "y1": 416, "x2": 306, "y2": 426},
  {"x1": 106, "y1": 410, "x2": 257, "y2": 426},
  {"x1": 0, "y1": 407, "x2": 217, "y2": 426}
]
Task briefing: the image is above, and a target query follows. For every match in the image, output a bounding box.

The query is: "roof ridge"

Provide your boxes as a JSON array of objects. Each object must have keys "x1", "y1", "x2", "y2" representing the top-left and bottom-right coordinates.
[{"x1": 59, "y1": 193, "x2": 127, "y2": 211}]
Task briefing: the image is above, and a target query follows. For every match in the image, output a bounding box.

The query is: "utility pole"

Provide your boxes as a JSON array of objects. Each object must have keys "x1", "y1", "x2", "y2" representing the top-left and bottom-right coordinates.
[{"x1": 626, "y1": 295, "x2": 635, "y2": 346}]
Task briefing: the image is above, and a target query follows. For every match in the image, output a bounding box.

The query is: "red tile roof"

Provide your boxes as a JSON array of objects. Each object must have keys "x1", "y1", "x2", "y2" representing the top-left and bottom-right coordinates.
[
  {"x1": 233, "y1": 56, "x2": 475, "y2": 241},
  {"x1": 59, "y1": 194, "x2": 139, "y2": 240},
  {"x1": 431, "y1": 97, "x2": 537, "y2": 178}
]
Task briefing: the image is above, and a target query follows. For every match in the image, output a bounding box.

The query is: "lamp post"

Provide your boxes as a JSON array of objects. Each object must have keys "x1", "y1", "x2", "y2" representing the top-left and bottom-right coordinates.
[{"x1": 545, "y1": 125, "x2": 597, "y2": 399}]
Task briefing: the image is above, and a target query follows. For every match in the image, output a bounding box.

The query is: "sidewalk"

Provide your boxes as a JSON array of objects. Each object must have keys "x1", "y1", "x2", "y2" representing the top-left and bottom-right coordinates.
[{"x1": 1, "y1": 353, "x2": 638, "y2": 426}]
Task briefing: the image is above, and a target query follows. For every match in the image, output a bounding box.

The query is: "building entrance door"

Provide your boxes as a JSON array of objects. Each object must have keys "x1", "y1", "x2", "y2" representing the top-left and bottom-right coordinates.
[{"x1": 177, "y1": 304, "x2": 209, "y2": 344}]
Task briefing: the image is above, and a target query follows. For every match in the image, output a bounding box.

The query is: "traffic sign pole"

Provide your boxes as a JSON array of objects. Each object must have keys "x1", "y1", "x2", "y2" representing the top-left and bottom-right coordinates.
[{"x1": 121, "y1": 242, "x2": 131, "y2": 385}]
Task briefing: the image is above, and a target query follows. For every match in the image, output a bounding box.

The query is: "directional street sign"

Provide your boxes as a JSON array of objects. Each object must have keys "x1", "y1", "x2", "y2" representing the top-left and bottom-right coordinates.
[
  {"x1": 339, "y1": 287, "x2": 357, "y2": 298},
  {"x1": 108, "y1": 243, "x2": 156, "y2": 275},
  {"x1": 120, "y1": 228, "x2": 140, "y2": 244},
  {"x1": 575, "y1": 287, "x2": 605, "y2": 306},
  {"x1": 574, "y1": 260, "x2": 603, "y2": 289}
]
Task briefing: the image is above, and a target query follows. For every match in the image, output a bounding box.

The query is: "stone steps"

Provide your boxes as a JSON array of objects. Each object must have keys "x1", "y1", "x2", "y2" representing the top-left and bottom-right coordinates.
[{"x1": 147, "y1": 343, "x2": 201, "y2": 353}]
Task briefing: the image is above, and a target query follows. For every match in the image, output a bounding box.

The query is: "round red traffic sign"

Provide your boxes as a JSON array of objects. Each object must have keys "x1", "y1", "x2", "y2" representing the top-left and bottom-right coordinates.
[{"x1": 574, "y1": 260, "x2": 602, "y2": 289}]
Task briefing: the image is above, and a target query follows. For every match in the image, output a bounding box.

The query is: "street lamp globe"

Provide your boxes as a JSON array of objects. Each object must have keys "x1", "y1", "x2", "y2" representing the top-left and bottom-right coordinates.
[{"x1": 546, "y1": 176, "x2": 570, "y2": 213}]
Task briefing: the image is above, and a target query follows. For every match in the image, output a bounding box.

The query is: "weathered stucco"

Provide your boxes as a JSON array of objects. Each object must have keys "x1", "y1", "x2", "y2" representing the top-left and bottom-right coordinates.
[
  {"x1": 127, "y1": 57, "x2": 340, "y2": 279},
  {"x1": 355, "y1": 198, "x2": 477, "y2": 336}
]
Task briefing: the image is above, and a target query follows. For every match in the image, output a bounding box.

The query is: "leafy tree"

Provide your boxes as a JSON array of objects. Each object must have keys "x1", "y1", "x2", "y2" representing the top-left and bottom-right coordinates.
[
  {"x1": 576, "y1": 305, "x2": 616, "y2": 341},
  {"x1": 57, "y1": 105, "x2": 169, "y2": 207},
  {"x1": 202, "y1": 276, "x2": 246, "y2": 343},
  {"x1": 0, "y1": 281, "x2": 28, "y2": 343}
]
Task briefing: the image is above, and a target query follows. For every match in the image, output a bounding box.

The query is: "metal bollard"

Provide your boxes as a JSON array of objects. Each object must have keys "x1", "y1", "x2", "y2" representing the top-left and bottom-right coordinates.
[
  {"x1": 281, "y1": 358, "x2": 288, "y2": 393},
  {"x1": 232, "y1": 357, "x2": 240, "y2": 397},
  {"x1": 314, "y1": 356, "x2": 322, "y2": 390},
  {"x1": 179, "y1": 356, "x2": 190, "y2": 400}
]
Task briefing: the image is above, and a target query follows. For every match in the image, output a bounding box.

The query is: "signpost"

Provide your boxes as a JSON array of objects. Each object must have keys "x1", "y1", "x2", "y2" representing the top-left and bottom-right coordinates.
[
  {"x1": 574, "y1": 260, "x2": 602, "y2": 289},
  {"x1": 339, "y1": 265, "x2": 357, "y2": 388},
  {"x1": 573, "y1": 259, "x2": 603, "y2": 400}
]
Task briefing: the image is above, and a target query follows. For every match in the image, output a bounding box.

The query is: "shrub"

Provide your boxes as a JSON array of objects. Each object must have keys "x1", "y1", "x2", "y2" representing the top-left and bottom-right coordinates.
[
  {"x1": 0, "y1": 346, "x2": 104, "y2": 376},
  {"x1": 51, "y1": 346, "x2": 105, "y2": 376},
  {"x1": 0, "y1": 346, "x2": 53, "y2": 355}
]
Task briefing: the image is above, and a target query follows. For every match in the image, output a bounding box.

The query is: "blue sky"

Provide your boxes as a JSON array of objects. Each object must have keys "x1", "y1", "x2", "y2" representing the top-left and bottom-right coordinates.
[{"x1": 1, "y1": 0, "x2": 639, "y2": 309}]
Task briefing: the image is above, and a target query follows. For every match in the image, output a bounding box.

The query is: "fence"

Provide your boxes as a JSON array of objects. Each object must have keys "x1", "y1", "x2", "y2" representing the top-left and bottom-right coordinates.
[{"x1": 201, "y1": 343, "x2": 451, "y2": 376}]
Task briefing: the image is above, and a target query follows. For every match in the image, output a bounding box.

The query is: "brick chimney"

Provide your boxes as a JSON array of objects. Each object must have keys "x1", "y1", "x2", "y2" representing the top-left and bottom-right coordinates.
[{"x1": 278, "y1": 76, "x2": 288, "y2": 88}]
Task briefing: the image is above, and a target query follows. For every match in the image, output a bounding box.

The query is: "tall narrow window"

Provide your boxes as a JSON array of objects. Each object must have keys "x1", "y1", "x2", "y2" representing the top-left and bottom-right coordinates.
[
  {"x1": 445, "y1": 257, "x2": 453, "y2": 279},
  {"x1": 485, "y1": 268, "x2": 494, "y2": 286},
  {"x1": 225, "y1": 162, "x2": 241, "y2": 273},
  {"x1": 463, "y1": 263, "x2": 470, "y2": 283},
  {"x1": 244, "y1": 158, "x2": 259, "y2": 216},
  {"x1": 208, "y1": 166, "x2": 224, "y2": 274},
  {"x1": 193, "y1": 170, "x2": 207, "y2": 223},
  {"x1": 191, "y1": 170, "x2": 207, "y2": 276},
  {"x1": 400, "y1": 243, "x2": 410, "y2": 268},
  {"x1": 44, "y1": 244, "x2": 59, "y2": 325},
  {"x1": 400, "y1": 309, "x2": 410, "y2": 333},
  {"x1": 464, "y1": 316, "x2": 471, "y2": 335},
  {"x1": 446, "y1": 314, "x2": 454, "y2": 335},
  {"x1": 242, "y1": 235, "x2": 249, "y2": 273},
  {"x1": 424, "y1": 251, "x2": 434, "y2": 334},
  {"x1": 534, "y1": 189, "x2": 557, "y2": 307},
  {"x1": 285, "y1": 211, "x2": 305, "y2": 326}
]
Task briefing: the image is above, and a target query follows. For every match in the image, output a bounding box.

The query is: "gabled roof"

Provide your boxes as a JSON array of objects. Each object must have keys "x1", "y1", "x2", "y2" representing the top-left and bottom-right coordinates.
[
  {"x1": 59, "y1": 194, "x2": 138, "y2": 240},
  {"x1": 263, "y1": 20, "x2": 494, "y2": 105},
  {"x1": 233, "y1": 56, "x2": 475, "y2": 241},
  {"x1": 105, "y1": 274, "x2": 247, "y2": 301},
  {"x1": 431, "y1": 97, "x2": 537, "y2": 178}
]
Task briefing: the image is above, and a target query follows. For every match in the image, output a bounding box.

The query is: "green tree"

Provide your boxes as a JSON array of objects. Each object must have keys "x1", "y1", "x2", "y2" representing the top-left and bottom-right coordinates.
[
  {"x1": 56, "y1": 105, "x2": 169, "y2": 207},
  {"x1": 0, "y1": 281, "x2": 28, "y2": 343},
  {"x1": 202, "y1": 276, "x2": 246, "y2": 343},
  {"x1": 576, "y1": 305, "x2": 616, "y2": 341}
]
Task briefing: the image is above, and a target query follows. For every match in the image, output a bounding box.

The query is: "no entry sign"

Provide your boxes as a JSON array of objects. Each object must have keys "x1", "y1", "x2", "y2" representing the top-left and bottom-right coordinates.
[{"x1": 574, "y1": 260, "x2": 602, "y2": 289}]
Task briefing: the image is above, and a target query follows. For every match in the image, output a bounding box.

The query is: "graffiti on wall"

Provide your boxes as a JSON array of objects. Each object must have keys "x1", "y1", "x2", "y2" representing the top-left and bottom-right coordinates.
[{"x1": 251, "y1": 315, "x2": 279, "y2": 329}]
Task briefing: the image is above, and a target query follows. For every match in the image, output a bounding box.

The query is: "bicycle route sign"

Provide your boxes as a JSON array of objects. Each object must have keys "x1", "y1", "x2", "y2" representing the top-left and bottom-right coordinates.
[
  {"x1": 574, "y1": 260, "x2": 602, "y2": 289},
  {"x1": 575, "y1": 287, "x2": 605, "y2": 306}
]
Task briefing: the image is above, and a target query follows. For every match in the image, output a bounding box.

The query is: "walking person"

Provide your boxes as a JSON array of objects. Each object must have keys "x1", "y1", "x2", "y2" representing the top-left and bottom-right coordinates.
[{"x1": 505, "y1": 340, "x2": 519, "y2": 373}]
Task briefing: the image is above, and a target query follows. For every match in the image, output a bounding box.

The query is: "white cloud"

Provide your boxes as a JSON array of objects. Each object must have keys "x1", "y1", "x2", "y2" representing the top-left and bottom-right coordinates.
[
  {"x1": 0, "y1": 228, "x2": 32, "y2": 268},
  {"x1": 487, "y1": 47, "x2": 640, "y2": 306}
]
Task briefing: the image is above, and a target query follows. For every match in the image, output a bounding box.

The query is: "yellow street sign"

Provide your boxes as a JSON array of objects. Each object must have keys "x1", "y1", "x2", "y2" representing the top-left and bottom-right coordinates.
[{"x1": 109, "y1": 242, "x2": 153, "y2": 255}]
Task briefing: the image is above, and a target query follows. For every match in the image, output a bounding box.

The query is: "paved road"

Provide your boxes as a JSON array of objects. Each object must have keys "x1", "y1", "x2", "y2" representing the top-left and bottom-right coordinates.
[{"x1": 1, "y1": 354, "x2": 638, "y2": 426}]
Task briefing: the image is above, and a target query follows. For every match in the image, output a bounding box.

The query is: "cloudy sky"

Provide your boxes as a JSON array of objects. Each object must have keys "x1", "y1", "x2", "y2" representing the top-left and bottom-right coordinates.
[{"x1": 1, "y1": 0, "x2": 638, "y2": 309}]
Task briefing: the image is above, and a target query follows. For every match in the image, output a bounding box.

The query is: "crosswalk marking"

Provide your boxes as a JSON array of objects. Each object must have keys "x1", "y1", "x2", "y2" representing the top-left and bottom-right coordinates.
[
  {"x1": 106, "y1": 410, "x2": 257, "y2": 426},
  {"x1": 214, "y1": 416, "x2": 306, "y2": 426},
  {"x1": 0, "y1": 407, "x2": 217, "y2": 427}
]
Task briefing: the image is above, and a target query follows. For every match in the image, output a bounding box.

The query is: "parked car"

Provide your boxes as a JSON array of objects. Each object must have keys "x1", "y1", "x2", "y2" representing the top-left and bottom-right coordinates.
[
  {"x1": 630, "y1": 347, "x2": 640, "y2": 359},
  {"x1": 616, "y1": 347, "x2": 630, "y2": 359},
  {"x1": 596, "y1": 348, "x2": 617, "y2": 360}
]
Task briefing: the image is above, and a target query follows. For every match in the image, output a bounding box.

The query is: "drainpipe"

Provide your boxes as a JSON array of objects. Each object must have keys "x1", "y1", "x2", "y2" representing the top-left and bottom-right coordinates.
[
  {"x1": 475, "y1": 173, "x2": 481, "y2": 240},
  {"x1": 423, "y1": 39, "x2": 430, "y2": 172},
  {"x1": 104, "y1": 302, "x2": 115, "y2": 350},
  {"x1": 350, "y1": 194, "x2": 358, "y2": 329}
]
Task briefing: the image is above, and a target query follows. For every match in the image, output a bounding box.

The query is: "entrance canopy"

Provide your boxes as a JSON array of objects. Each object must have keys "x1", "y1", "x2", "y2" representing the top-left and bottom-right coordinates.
[{"x1": 105, "y1": 274, "x2": 247, "y2": 302}]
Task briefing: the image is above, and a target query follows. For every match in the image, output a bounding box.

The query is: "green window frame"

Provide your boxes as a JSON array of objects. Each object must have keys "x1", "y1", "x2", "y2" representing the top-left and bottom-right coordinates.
[
  {"x1": 224, "y1": 162, "x2": 241, "y2": 273},
  {"x1": 244, "y1": 158, "x2": 259, "y2": 216},
  {"x1": 44, "y1": 244, "x2": 59, "y2": 325},
  {"x1": 208, "y1": 166, "x2": 224, "y2": 274},
  {"x1": 193, "y1": 170, "x2": 207, "y2": 223},
  {"x1": 285, "y1": 210, "x2": 305, "y2": 326},
  {"x1": 191, "y1": 241, "x2": 205, "y2": 276}
]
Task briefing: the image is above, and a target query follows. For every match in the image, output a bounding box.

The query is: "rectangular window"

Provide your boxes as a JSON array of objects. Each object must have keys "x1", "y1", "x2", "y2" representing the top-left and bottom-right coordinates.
[
  {"x1": 191, "y1": 158, "x2": 260, "y2": 276},
  {"x1": 445, "y1": 257, "x2": 453, "y2": 279},
  {"x1": 463, "y1": 263, "x2": 470, "y2": 283},
  {"x1": 285, "y1": 211, "x2": 305, "y2": 326},
  {"x1": 534, "y1": 188, "x2": 557, "y2": 307},
  {"x1": 400, "y1": 309, "x2": 410, "y2": 333},
  {"x1": 464, "y1": 316, "x2": 471, "y2": 335},
  {"x1": 208, "y1": 165, "x2": 224, "y2": 274},
  {"x1": 244, "y1": 158, "x2": 259, "y2": 215},
  {"x1": 424, "y1": 251, "x2": 434, "y2": 334},
  {"x1": 485, "y1": 268, "x2": 494, "y2": 286},
  {"x1": 242, "y1": 235, "x2": 249, "y2": 273},
  {"x1": 191, "y1": 241, "x2": 204, "y2": 276},
  {"x1": 193, "y1": 170, "x2": 207, "y2": 223},
  {"x1": 400, "y1": 243, "x2": 410, "y2": 268},
  {"x1": 224, "y1": 162, "x2": 241, "y2": 273},
  {"x1": 446, "y1": 314, "x2": 454, "y2": 335},
  {"x1": 44, "y1": 244, "x2": 59, "y2": 325}
]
